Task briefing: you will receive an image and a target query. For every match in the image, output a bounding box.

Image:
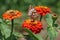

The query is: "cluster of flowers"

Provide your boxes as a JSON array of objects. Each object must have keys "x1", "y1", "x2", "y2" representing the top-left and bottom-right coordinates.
[
  {"x1": 3, "y1": 6, "x2": 51, "y2": 34},
  {"x1": 3, "y1": 10, "x2": 22, "y2": 20},
  {"x1": 22, "y1": 6, "x2": 51, "y2": 34},
  {"x1": 35, "y1": 6, "x2": 51, "y2": 16},
  {"x1": 22, "y1": 19, "x2": 42, "y2": 34}
]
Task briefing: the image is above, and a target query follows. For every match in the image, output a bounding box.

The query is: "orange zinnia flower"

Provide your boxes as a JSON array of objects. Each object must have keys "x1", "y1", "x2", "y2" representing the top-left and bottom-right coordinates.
[
  {"x1": 22, "y1": 19, "x2": 42, "y2": 34},
  {"x1": 35, "y1": 6, "x2": 51, "y2": 16},
  {"x1": 3, "y1": 10, "x2": 22, "y2": 20}
]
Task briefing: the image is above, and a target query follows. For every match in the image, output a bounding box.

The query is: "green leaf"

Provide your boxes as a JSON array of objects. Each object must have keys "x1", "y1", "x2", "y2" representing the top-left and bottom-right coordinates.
[
  {"x1": 13, "y1": 31, "x2": 24, "y2": 38},
  {"x1": 24, "y1": 28, "x2": 43, "y2": 40},
  {"x1": 45, "y1": 14, "x2": 53, "y2": 26},
  {"x1": 4, "y1": 20, "x2": 11, "y2": 25},
  {"x1": 35, "y1": 34, "x2": 43, "y2": 40},
  {"x1": 0, "y1": 22, "x2": 11, "y2": 38},
  {"x1": 24, "y1": 0, "x2": 33, "y2": 3},
  {"x1": 54, "y1": 24, "x2": 58, "y2": 27},
  {"x1": 5, "y1": 35, "x2": 17, "y2": 40},
  {"x1": 0, "y1": 18, "x2": 3, "y2": 23},
  {"x1": 47, "y1": 26, "x2": 58, "y2": 40}
]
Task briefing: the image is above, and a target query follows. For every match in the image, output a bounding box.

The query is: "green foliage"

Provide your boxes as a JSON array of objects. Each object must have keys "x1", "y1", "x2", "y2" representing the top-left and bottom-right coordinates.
[
  {"x1": 47, "y1": 26, "x2": 58, "y2": 40},
  {"x1": 5, "y1": 35, "x2": 17, "y2": 40},
  {"x1": 0, "y1": 30, "x2": 3, "y2": 40},
  {"x1": 13, "y1": 31, "x2": 24, "y2": 38},
  {"x1": 45, "y1": 14, "x2": 53, "y2": 26},
  {"x1": 54, "y1": 24, "x2": 58, "y2": 27},
  {"x1": 0, "y1": 0, "x2": 60, "y2": 40},
  {"x1": 0, "y1": 19, "x2": 24, "y2": 40},
  {"x1": 24, "y1": 28, "x2": 43, "y2": 40},
  {"x1": 45, "y1": 14, "x2": 58, "y2": 40},
  {"x1": 0, "y1": 19, "x2": 11, "y2": 38}
]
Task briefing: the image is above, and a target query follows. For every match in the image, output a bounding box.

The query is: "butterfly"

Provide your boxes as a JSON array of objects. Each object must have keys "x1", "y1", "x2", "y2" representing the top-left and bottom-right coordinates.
[{"x1": 28, "y1": 5, "x2": 39, "y2": 20}]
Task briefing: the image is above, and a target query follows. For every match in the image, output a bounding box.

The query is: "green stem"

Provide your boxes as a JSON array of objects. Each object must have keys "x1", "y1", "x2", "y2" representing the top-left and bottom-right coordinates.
[
  {"x1": 40, "y1": 16, "x2": 42, "y2": 21},
  {"x1": 53, "y1": 20, "x2": 55, "y2": 26},
  {"x1": 52, "y1": 18, "x2": 56, "y2": 26},
  {"x1": 10, "y1": 19, "x2": 14, "y2": 40}
]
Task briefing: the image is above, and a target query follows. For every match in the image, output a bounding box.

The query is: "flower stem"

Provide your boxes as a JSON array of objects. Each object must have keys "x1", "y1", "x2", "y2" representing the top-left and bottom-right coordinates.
[
  {"x1": 52, "y1": 18, "x2": 56, "y2": 26},
  {"x1": 10, "y1": 19, "x2": 14, "y2": 40},
  {"x1": 40, "y1": 16, "x2": 42, "y2": 21},
  {"x1": 53, "y1": 20, "x2": 55, "y2": 26}
]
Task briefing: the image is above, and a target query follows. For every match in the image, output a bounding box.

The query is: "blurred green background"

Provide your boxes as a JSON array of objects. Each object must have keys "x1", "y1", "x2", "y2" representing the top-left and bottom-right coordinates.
[
  {"x1": 0, "y1": 0, "x2": 60, "y2": 31},
  {"x1": 0, "y1": 0, "x2": 60, "y2": 40},
  {"x1": 0, "y1": 0, "x2": 60, "y2": 30},
  {"x1": 0, "y1": 0, "x2": 60, "y2": 16}
]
